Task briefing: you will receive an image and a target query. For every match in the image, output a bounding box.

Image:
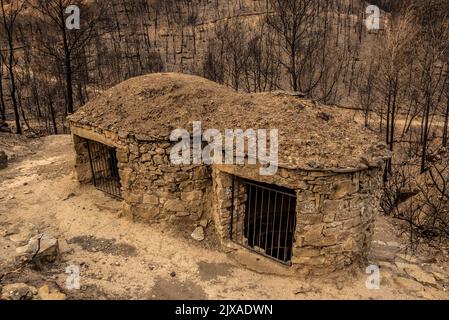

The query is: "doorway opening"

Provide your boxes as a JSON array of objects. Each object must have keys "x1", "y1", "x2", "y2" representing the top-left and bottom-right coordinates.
[{"x1": 230, "y1": 178, "x2": 297, "y2": 265}]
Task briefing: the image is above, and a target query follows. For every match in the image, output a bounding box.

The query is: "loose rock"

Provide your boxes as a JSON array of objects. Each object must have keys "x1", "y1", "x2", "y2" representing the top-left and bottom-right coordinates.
[
  {"x1": 191, "y1": 226, "x2": 205, "y2": 242},
  {"x1": 15, "y1": 233, "x2": 60, "y2": 266},
  {"x1": 404, "y1": 265, "x2": 437, "y2": 286},
  {"x1": 37, "y1": 285, "x2": 66, "y2": 300},
  {"x1": 0, "y1": 283, "x2": 37, "y2": 300}
]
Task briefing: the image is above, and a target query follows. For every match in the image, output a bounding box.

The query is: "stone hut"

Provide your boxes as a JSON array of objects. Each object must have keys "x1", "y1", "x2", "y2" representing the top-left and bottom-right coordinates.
[{"x1": 69, "y1": 73, "x2": 389, "y2": 275}]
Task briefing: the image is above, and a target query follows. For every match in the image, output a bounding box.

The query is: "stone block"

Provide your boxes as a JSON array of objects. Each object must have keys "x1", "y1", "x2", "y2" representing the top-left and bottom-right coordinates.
[
  {"x1": 194, "y1": 166, "x2": 209, "y2": 180},
  {"x1": 335, "y1": 207, "x2": 356, "y2": 221},
  {"x1": 129, "y1": 143, "x2": 139, "y2": 155},
  {"x1": 319, "y1": 235, "x2": 338, "y2": 246},
  {"x1": 164, "y1": 199, "x2": 186, "y2": 212},
  {"x1": 298, "y1": 214, "x2": 322, "y2": 225},
  {"x1": 297, "y1": 201, "x2": 316, "y2": 214},
  {"x1": 143, "y1": 194, "x2": 159, "y2": 205},
  {"x1": 292, "y1": 247, "x2": 321, "y2": 258},
  {"x1": 332, "y1": 179, "x2": 359, "y2": 199},
  {"x1": 181, "y1": 191, "x2": 203, "y2": 202},
  {"x1": 303, "y1": 224, "x2": 324, "y2": 244},
  {"x1": 292, "y1": 256, "x2": 326, "y2": 266},
  {"x1": 153, "y1": 155, "x2": 165, "y2": 165},
  {"x1": 136, "y1": 205, "x2": 161, "y2": 221},
  {"x1": 141, "y1": 153, "x2": 152, "y2": 163}
]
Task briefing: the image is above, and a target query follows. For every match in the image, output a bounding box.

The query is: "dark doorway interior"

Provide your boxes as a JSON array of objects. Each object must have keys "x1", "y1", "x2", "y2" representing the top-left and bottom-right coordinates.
[
  {"x1": 84, "y1": 138, "x2": 122, "y2": 198},
  {"x1": 231, "y1": 179, "x2": 297, "y2": 265}
]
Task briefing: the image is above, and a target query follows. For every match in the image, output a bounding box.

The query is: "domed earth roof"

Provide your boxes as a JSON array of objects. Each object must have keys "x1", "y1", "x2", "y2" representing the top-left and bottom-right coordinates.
[{"x1": 69, "y1": 73, "x2": 389, "y2": 171}]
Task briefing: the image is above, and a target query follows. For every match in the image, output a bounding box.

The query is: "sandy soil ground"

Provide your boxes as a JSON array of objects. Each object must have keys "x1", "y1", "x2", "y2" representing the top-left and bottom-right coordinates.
[{"x1": 0, "y1": 135, "x2": 448, "y2": 300}]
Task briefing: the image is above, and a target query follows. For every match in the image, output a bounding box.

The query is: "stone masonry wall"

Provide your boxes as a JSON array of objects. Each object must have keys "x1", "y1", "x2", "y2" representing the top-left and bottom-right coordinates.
[
  {"x1": 118, "y1": 139, "x2": 211, "y2": 223},
  {"x1": 72, "y1": 135, "x2": 93, "y2": 183},
  {"x1": 72, "y1": 123, "x2": 212, "y2": 224},
  {"x1": 212, "y1": 164, "x2": 383, "y2": 275},
  {"x1": 71, "y1": 122, "x2": 383, "y2": 274}
]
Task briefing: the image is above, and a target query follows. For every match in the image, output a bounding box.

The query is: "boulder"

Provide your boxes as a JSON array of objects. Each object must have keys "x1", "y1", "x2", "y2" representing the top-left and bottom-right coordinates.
[
  {"x1": 0, "y1": 283, "x2": 37, "y2": 300},
  {"x1": 403, "y1": 265, "x2": 437, "y2": 286},
  {"x1": 16, "y1": 233, "x2": 60, "y2": 266}
]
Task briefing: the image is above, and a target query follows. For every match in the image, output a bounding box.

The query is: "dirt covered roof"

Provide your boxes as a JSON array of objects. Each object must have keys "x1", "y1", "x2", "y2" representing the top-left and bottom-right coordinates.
[{"x1": 69, "y1": 73, "x2": 389, "y2": 171}]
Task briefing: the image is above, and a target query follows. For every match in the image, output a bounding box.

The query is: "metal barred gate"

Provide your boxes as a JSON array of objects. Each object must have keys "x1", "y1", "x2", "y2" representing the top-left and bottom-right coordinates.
[
  {"x1": 230, "y1": 178, "x2": 297, "y2": 265},
  {"x1": 86, "y1": 139, "x2": 122, "y2": 198}
]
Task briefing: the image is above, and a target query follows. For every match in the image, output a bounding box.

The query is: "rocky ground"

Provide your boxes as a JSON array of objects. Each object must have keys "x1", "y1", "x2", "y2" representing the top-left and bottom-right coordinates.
[{"x1": 0, "y1": 134, "x2": 448, "y2": 300}]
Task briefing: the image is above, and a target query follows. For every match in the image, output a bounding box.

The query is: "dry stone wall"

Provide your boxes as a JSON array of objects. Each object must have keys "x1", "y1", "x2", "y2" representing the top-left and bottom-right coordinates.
[
  {"x1": 212, "y1": 164, "x2": 383, "y2": 275},
  {"x1": 71, "y1": 123, "x2": 212, "y2": 224},
  {"x1": 71, "y1": 122, "x2": 383, "y2": 274}
]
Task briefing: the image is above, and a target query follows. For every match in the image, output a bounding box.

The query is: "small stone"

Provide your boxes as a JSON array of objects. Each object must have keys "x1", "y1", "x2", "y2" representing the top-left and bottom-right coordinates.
[
  {"x1": 9, "y1": 231, "x2": 33, "y2": 245},
  {"x1": 153, "y1": 155, "x2": 164, "y2": 165},
  {"x1": 170, "y1": 271, "x2": 176, "y2": 277},
  {"x1": 63, "y1": 193, "x2": 76, "y2": 201},
  {"x1": 191, "y1": 226, "x2": 205, "y2": 242},
  {"x1": 294, "y1": 284, "x2": 314, "y2": 294},
  {"x1": 199, "y1": 219, "x2": 209, "y2": 228},
  {"x1": 336, "y1": 281, "x2": 344, "y2": 290}
]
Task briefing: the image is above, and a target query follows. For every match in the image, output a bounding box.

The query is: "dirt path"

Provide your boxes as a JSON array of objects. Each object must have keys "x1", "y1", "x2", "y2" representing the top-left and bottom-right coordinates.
[{"x1": 0, "y1": 135, "x2": 448, "y2": 300}]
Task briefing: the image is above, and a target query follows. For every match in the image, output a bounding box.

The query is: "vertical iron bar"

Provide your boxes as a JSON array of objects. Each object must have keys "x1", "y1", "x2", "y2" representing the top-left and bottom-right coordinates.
[
  {"x1": 108, "y1": 148, "x2": 114, "y2": 195},
  {"x1": 277, "y1": 194, "x2": 284, "y2": 261},
  {"x1": 284, "y1": 196, "x2": 292, "y2": 262},
  {"x1": 264, "y1": 189, "x2": 271, "y2": 252},
  {"x1": 246, "y1": 184, "x2": 252, "y2": 245},
  {"x1": 92, "y1": 142, "x2": 100, "y2": 188},
  {"x1": 252, "y1": 185, "x2": 258, "y2": 250},
  {"x1": 258, "y1": 188, "x2": 264, "y2": 250},
  {"x1": 230, "y1": 176, "x2": 235, "y2": 240},
  {"x1": 236, "y1": 180, "x2": 241, "y2": 244},
  {"x1": 94, "y1": 142, "x2": 101, "y2": 189},
  {"x1": 105, "y1": 145, "x2": 111, "y2": 194},
  {"x1": 99, "y1": 143, "x2": 108, "y2": 194},
  {"x1": 106, "y1": 146, "x2": 113, "y2": 195},
  {"x1": 111, "y1": 148, "x2": 117, "y2": 195},
  {"x1": 289, "y1": 197, "x2": 297, "y2": 261},
  {"x1": 270, "y1": 191, "x2": 277, "y2": 256},
  {"x1": 108, "y1": 147, "x2": 114, "y2": 195},
  {"x1": 115, "y1": 151, "x2": 121, "y2": 196}
]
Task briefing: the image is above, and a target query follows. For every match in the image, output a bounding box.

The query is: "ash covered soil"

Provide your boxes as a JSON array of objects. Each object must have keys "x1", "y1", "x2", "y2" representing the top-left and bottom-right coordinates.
[{"x1": 0, "y1": 134, "x2": 448, "y2": 300}]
